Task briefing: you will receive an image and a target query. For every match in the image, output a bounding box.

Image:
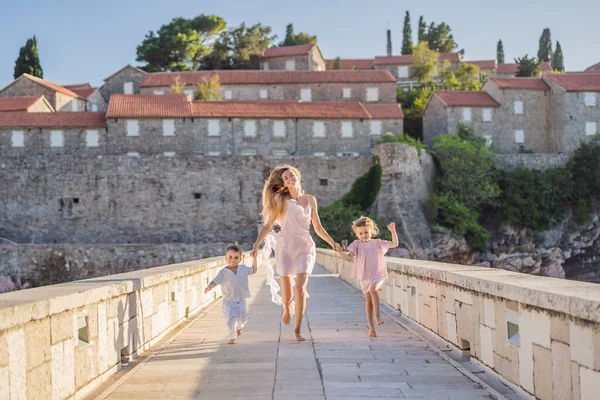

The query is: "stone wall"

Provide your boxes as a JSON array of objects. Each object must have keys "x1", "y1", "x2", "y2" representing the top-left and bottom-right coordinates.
[
  {"x1": 0, "y1": 127, "x2": 107, "y2": 156},
  {"x1": 100, "y1": 67, "x2": 147, "y2": 100},
  {"x1": 423, "y1": 95, "x2": 449, "y2": 147},
  {"x1": 317, "y1": 250, "x2": 600, "y2": 400},
  {"x1": 87, "y1": 90, "x2": 108, "y2": 112},
  {"x1": 0, "y1": 79, "x2": 60, "y2": 111}
]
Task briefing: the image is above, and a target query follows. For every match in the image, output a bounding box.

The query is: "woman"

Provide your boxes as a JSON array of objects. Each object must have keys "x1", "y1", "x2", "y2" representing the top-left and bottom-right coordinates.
[{"x1": 251, "y1": 165, "x2": 340, "y2": 341}]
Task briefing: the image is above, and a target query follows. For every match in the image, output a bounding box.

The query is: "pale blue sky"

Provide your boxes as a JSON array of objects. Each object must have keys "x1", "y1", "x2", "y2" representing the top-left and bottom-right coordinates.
[{"x1": 1, "y1": 0, "x2": 598, "y2": 88}]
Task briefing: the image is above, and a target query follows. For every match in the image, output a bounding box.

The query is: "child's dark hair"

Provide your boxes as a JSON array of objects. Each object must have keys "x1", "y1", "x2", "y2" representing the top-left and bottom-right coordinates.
[
  {"x1": 226, "y1": 243, "x2": 243, "y2": 254},
  {"x1": 352, "y1": 216, "x2": 380, "y2": 237}
]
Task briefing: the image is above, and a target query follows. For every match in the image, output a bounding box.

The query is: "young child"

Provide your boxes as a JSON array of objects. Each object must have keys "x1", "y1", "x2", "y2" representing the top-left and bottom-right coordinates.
[
  {"x1": 336, "y1": 216, "x2": 398, "y2": 337},
  {"x1": 204, "y1": 244, "x2": 257, "y2": 344}
]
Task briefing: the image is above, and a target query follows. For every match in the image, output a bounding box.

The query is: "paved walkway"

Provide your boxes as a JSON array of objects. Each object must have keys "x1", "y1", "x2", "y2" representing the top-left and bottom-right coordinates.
[{"x1": 99, "y1": 266, "x2": 495, "y2": 399}]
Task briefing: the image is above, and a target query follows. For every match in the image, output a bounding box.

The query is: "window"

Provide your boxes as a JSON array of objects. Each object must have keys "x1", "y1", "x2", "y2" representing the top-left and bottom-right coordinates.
[
  {"x1": 482, "y1": 108, "x2": 493, "y2": 122},
  {"x1": 207, "y1": 151, "x2": 221, "y2": 156},
  {"x1": 153, "y1": 89, "x2": 164, "y2": 95},
  {"x1": 313, "y1": 152, "x2": 326, "y2": 156},
  {"x1": 366, "y1": 87, "x2": 379, "y2": 102},
  {"x1": 259, "y1": 89, "x2": 268, "y2": 99},
  {"x1": 126, "y1": 120, "x2": 139, "y2": 136},
  {"x1": 337, "y1": 151, "x2": 359, "y2": 157},
  {"x1": 244, "y1": 120, "x2": 257, "y2": 137},
  {"x1": 514, "y1": 100, "x2": 524, "y2": 115},
  {"x1": 11, "y1": 131, "x2": 24, "y2": 147},
  {"x1": 224, "y1": 90, "x2": 233, "y2": 100},
  {"x1": 163, "y1": 152, "x2": 176, "y2": 157},
  {"x1": 273, "y1": 121, "x2": 286, "y2": 137},
  {"x1": 263, "y1": 61, "x2": 269, "y2": 71},
  {"x1": 483, "y1": 135, "x2": 492, "y2": 147},
  {"x1": 86, "y1": 130, "x2": 99, "y2": 147},
  {"x1": 91, "y1": 104, "x2": 98, "y2": 112},
  {"x1": 313, "y1": 121, "x2": 325, "y2": 137},
  {"x1": 370, "y1": 120, "x2": 382, "y2": 136},
  {"x1": 240, "y1": 149, "x2": 257, "y2": 156},
  {"x1": 397, "y1": 66, "x2": 409, "y2": 78},
  {"x1": 462, "y1": 107, "x2": 472, "y2": 122},
  {"x1": 193, "y1": 193, "x2": 202, "y2": 199},
  {"x1": 50, "y1": 131, "x2": 64, "y2": 147},
  {"x1": 341, "y1": 121, "x2": 353, "y2": 137},
  {"x1": 123, "y1": 82, "x2": 133, "y2": 94},
  {"x1": 163, "y1": 120, "x2": 175, "y2": 136},
  {"x1": 584, "y1": 92, "x2": 596, "y2": 107},
  {"x1": 343, "y1": 88, "x2": 351, "y2": 98},
  {"x1": 514, "y1": 130, "x2": 524, "y2": 144},
  {"x1": 127, "y1": 152, "x2": 140, "y2": 157},
  {"x1": 319, "y1": 179, "x2": 328, "y2": 186},
  {"x1": 586, "y1": 122, "x2": 597, "y2": 136},
  {"x1": 72, "y1": 101, "x2": 79, "y2": 112},
  {"x1": 506, "y1": 310, "x2": 520, "y2": 346},
  {"x1": 272, "y1": 149, "x2": 288, "y2": 157},
  {"x1": 208, "y1": 120, "x2": 220, "y2": 136},
  {"x1": 183, "y1": 89, "x2": 194, "y2": 99},
  {"x1": 300, "y1": 88, "x2": 312, "y2": 102},
  {"x1": 285, "y1": 59, "x2": 296, "y2": 71}
]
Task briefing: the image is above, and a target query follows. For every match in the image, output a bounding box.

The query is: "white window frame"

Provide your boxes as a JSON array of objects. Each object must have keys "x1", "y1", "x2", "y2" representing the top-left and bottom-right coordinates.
[
  {"x1": 397, "y1": 66, "x2": 409, "y2": 78},
  {"x1": 162, "y1": 119, "x2": 176, "y2": 136},
  {"x1": 240, "y1": 149, "x2": 257, "y2": 156},
  {"x1": 11, "y1": 131, "x2": 24, "y2": 147},
  {"x1": 224, "y1": 90, "x2": 233, "y2": 100},
  {"x1": 313, "y1": 152, "x2": 326, "y2": 157},
  {"x1": 259, "y1": 89, "x2": 268, "y2": 99},
  {"x1": 153, "y1": 89, "x2": 165, "y2": 95},
  {"x1": 163, "y1": 151, "x2": 176, "y2": 157},
  {"x1": 514, "y1": 100, "x2": 524, "y2": 115},
  {"x1": 72, "y1": 101, "x2": 79, "y2": 112},
  {"x1": 127, "y1": 152, "x2": 140, "y2": 158},
  {"x1": 50, "y1": 130, "x2": 64, "y2": 147},
  {"x1": 483, "y1": 135, "x2": 492, "y2": 147},
  {"x1": 370, "y1": 120, "x2": 382, "y2": 136},
  {"x1": 585, "y1": 121, "x2": 597, "y2": 136},
  {"x1": 272, "y1": 149, "x2": 288, "y2": 157},
  {"x1": 208, "y1": 120, "x2": 220, "y2": 136},
  {"x1": 300, "y1": 88, "x2": 312, "y2": 102},
  {"x1": 462, "y1": 107, "x2": 472, "y2": 122},
  {"x1": 366, "y1": 87, "x2": 379, "y2": 102},
  {"x1": 273, "y1": 121, "x2": 286, "y2": 137},
  {"x1": 343, "y1": 88, "x2": 351, "y2": 98},
  {"x1": 514, "y1": 130, "x2": 525, "y2": 144},
  {"x1": 91, "y1": 104, "x2": 98, "y2": 112},
  {"x1": 482, "y1": 108, "x2": 493, "y2": 122},
  {"x1": 285, "y1": 59, "x2": 296, "y2": 71},
  {"x1": 244, "y1": 120, "x2": 257, "y2": 137},
  {"x1": 126, "y1": 120, "x2": 139, "y2": 137},
  {"x1": 207, "y1": 151, "x2": 221, "y2": 156},
  {"x1": 341, "y1": 121, "x2": 353, "y2": 138},
  {"x1": 86, "y1": 130, "x2": 99, "y2": 147},
  {"x1": 263, "y1": 61, "x2": 270, "y2": 71},
  {"x1": 313, "y1": 121, "x2": 325, "y2": 137},
  {"x1": 123, "y1": 82, "x2": 133, "y2": 94},
  {"x1": 584, "y1": 92, "x2": 596, "y2": 107}
]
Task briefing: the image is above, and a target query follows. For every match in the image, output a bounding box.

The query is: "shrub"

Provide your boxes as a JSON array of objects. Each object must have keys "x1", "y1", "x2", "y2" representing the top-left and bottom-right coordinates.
[{"x1": 341, "y1": 162, "x2": 382, "y2": 210}]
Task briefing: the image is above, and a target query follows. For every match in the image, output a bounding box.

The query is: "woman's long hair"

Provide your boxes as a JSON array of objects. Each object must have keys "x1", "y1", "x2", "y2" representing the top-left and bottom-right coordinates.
[{"x1": 261, "y1": 165, "x2": 303, "y2": 225}]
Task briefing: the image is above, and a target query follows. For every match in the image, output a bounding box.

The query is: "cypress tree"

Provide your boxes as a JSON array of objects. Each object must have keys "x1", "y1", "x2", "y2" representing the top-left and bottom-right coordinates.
[
  {"x1": 496, "y1": 40, "x2": 505, "y2": 64},
  {"x1": 537, "y1": 28, "x2": 553, "y2": 63},
  {"x1": 552, "y1": 41, "x2": 565, "y2": 72},
  {"x1": 401, "y1": 11, "x2": 413, "y2": 54},
  {"x1": 418, "y1": 16, "x2": 426, "y2": 43},
  {"x1": 14, "y1": 35, "x2": 43, "y2": 79}
]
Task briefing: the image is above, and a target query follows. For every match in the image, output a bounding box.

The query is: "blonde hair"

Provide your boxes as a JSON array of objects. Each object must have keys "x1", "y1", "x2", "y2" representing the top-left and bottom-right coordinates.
[
  {"x1": 261, "y1": 165, "x2": 303, "y2": 225},
  {"x1": 352, "y1": 216, "x2": 380, "y2": 237}
]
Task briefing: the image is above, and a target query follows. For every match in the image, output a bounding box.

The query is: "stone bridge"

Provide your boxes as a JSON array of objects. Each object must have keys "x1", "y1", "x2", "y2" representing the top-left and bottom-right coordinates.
[{"x1": 0, "y1": 250, "x2": 598, "y2": 399}]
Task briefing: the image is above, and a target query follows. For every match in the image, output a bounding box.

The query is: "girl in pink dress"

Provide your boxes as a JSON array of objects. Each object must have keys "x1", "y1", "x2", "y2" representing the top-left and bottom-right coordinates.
[
  {"x1": 336, "y1": 216, "x2": 399, "y2": 337},
  {"x1": 251, "y1": 165, "x2": 341, "y2": 341}
]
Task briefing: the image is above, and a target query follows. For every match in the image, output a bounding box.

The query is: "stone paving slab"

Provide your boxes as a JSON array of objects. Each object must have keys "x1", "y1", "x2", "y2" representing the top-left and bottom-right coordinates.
[{"x1": 97, "y1": 265, "x2": 495, "y2": 400}]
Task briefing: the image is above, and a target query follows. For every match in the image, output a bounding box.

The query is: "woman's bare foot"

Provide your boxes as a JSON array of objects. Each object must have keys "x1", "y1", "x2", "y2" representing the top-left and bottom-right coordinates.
[
  {"x1": 282, "y1": 302, "x2": 291, "y2": 325},
  {"x1": 369, "y1": 329, "x2": 377, "y2": 338},
  {"x1": 377, "y1": 286, "x2": 383, "y2": 291},
  {"x1": 376, "y1": 319, "x2": 384, "y2": 325},
  {"x1": 236, "y1": 329, "x2": 242, "y2": 337},
  {"x1": 294, "y1": 330, "x2": 306, "y2": 341},
  {"x1": 227, "y1": 339, "x2": 235, "y2": 344}
]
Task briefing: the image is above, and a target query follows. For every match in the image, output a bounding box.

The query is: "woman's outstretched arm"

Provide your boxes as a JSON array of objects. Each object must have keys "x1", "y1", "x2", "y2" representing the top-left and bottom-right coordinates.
[
  {"x1": 251, "y1": 220, "x2": 275, "y2": 257},
  {"x1": 308, "y1": 195, "x2": 341, "y2": 251}
]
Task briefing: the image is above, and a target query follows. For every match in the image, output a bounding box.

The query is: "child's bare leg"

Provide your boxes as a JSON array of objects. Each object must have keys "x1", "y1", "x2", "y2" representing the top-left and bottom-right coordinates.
[
  {"x1": 364, "y1": 292, "x2": 376, "y2": 337},
  {"x1": 369, "y1": 284, "x2": 384, "y2": 326},
  {"x1": 293, "y1": 273, "x2": 309, "y2": 341},
  {"x1": 226, "y1": 316, "x2": 237, "y2": 344},
  {"x1": 280, "y1": 276, "x2": 293, "y2": 325}
]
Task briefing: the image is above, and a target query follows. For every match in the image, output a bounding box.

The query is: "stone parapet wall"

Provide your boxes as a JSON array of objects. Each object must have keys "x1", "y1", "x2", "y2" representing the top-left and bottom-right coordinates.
[
  {"x1": 317, "y1": 250, "x2": 600, "y2": 400},
  {"x1": 0, "y1": 254, "x2": 232, "y2": 399}
]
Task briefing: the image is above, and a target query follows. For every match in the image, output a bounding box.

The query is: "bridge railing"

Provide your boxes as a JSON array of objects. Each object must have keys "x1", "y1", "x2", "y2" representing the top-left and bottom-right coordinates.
[{"x1": 317, "y1": 249, "x2": 600, "y2": 400}]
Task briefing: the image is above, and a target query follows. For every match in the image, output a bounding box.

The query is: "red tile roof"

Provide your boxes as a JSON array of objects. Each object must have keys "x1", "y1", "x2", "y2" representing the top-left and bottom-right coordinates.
[
  {"x1": 464, "y1": 60, "x2": 497, "y2": 70},
  {"x1": 263, "y1": 44, "x2": 315, "y2": 58},
  {"x1": 325, "y1": 59, "x2": 374, "y2": 70},
  {"x1": 63, "y1": 83, "x2": 92, "y2": 90},
  {"x1": 585, "y1": 62, "x2": 600, "y2": 72},
  {"x1": 432, "y1": 91, "x2": 500, "y2": 107},
  {"x1": 363, "y1": 104, "x2": 404, "y2": 119},
  {"x1": 141, "y1": 70, "x2": 396, "y2": 87},
  {"x1": 107, "y1": 94, "x2": 192, "y2": 118},
  {"x1": 540, "y1": 62, "x2": 552, "y2": 72},
  {"x1": 0, "y1": 112, "x2": 106, "y2": 128},
  {"x1": 373, "y1": 53, "x2": 461, "y2": 66},
  {"x1": 63, "y1": 83, "x2": 96, "y2": 99},
  {"x1": 18, "y1": 74, "x2": 84, "y2": 99},
  {"x1": 0, "y1": 96, "x2": 48, "y2": 112},
  {"x1": 544, "y1": 73, "x2": 600, "y2": 92},
  {"x1": 488, "y1": 78, "x2": 550, "y2": 90},
  {"x1": 496, "y1": 63, "x2": 519, "y2": 74}
]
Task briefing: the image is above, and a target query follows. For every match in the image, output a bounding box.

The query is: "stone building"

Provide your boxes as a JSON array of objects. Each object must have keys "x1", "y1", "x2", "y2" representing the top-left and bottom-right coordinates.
[
  {"x1": 463, "y1": 60, "x2": 497, "y2": 81},
  {"x1": 325, "y1": 59, "x2": 374, "y2": 70},
  {"x1": 0, "y1": 96, "x2": 54, "y2": 112},
  {"x1": 584, "y1": 62, "x2": 600, "y2": 72},
  {"x1": 260, "y1": 44, "x2": 326, "y2": 71},
  {"x1": 139, "y1": 70, "x2": 397, "y2": 104},
  {"x1": 63, "y1": 83, "x2": 107, "y2": 111},
  {"x1": 0, "y1": 74, "x2": 87, "y2": 112},
  {"x1": 99, "y1": 64, "x2": 147, "y2": 100}
]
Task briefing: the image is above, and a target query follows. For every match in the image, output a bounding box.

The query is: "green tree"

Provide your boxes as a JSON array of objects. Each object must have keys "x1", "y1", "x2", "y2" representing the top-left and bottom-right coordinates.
[
  {"x1": 170, "y1": 76, "x2": 186, "y2": 94},
  {"x1": 194, "y1": 75, "x2": 223, "y2": 101},
  {"x1": 424, "y1": 22, "x2": 457, "y2": 53},
  {"x1": 417, "y1": 16, "x2": 427, "y2": 43},
  {"x1": 401, "y1": 11, "x2": 413, "y2": 55},
  {"x1": 496, "y1": 39, "x2": 505, "y2": 64},
  {"x1": 552, "y1": 41, "x2": 565, "y2": 72},
  {"x1": 412, "y1": 42, "x2": 439, "y2": 86},
  {"x1": 341, "y1": 163, "x2": 383, "y2": 210},
  {"x1": 455, "y1": 63, "x2": 482, "y2": 91},
  {"x1": 136, "y1": 15, "x2": 226, "y2": 72},
  {"x1": 14, "y1": 36, "x2": 43, "y2": 79},
  {"x1": 537, "y1": 28, "x2": 553, "y2": 63},
  {"x1": 515, "y1": 54, "x2": 540, "y2": 77},
  {"x1": 567, "y1": 133, "x2": 600, "y2": 201},
  {"x1": 278, "y1": 23, "x2": 316, "y2": 47},
  {"x1": 440, "y1": 60, "x2": 459, "y2": 90},
  {"x1": 332, "y1": 57, "x2": 341, "y2": 70}
]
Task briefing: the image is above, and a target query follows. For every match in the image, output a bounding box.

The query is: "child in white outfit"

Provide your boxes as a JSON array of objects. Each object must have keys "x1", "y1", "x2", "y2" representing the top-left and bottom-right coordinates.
[{"x1": 205, "y1": 244, "x2": 257, "y2": 344}]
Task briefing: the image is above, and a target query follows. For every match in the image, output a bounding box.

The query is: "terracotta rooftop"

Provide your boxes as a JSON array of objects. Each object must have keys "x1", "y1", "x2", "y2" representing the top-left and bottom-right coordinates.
[
  {"x1": 584, "y1": 62, "x2": 600, "y2": 72},
  {"x1": 262, "y1": 44, "x2": 315, "y2": 58},
  {"x1": 141, "y1": 70, "x2": 396, "y2": 87},
  {"x1": 325, "y1": 59, "x2": 374, "y2": 70},
  {"x1": 12, "y1": 74, "x2": 84, "y2": 99},
  {"x1": 373, "y1": 53, "x2": 461, "y2": 66},
  {"x1": 63, "y1": 83, "x2": 96, "y2": 99},
  {"x1": 363, "y1": 104, "x2": 404, "y2": 119},
  {"x1": 0, "y1": 112, "x2": 106, "y2": 128},
  {"x1": 488, "y1": 78, "x2": 550, "y2": 90},
  {"x1": 0, "y1": 96, "x2": 50, "y2": 112},
  {"x1": 432, "y1": 91, "x2": 500, "y2": 107},
  {"x1": 544, "y1": 73, "x2": 600, "y2": 92},
  {"x1": 106, "y1": 95, "x2": 192, "y2": 118},
  {"x1": 464, "y1": 60, "x2": 497, "y2": 70}
]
